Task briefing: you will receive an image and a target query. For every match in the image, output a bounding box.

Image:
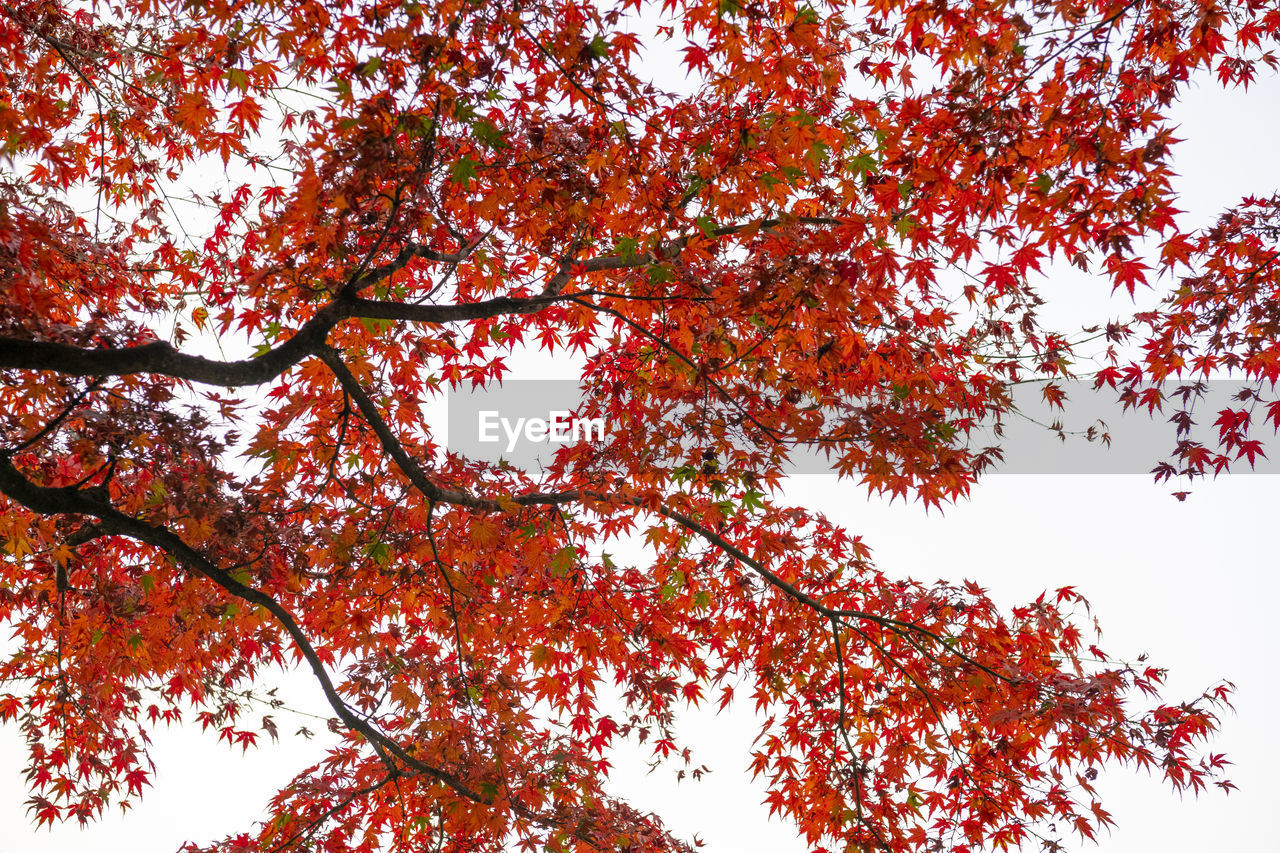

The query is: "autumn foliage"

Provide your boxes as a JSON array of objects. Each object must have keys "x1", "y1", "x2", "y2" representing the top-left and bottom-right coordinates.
[{"x1": 1, "y1": 0, "x2": 1277, "y2": 850}]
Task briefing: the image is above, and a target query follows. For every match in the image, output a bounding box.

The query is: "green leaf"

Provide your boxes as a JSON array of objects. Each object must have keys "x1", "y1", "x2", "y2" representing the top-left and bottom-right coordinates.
[
  {"x1": 452, "y1": 99, "x2": 477, "y2": 122},
  {"x1": 472, "y1": 119, "x2": 507, "y2": 149},
  {"x1": 146, "y1": 481, "x2": 169, "y2": 507},
  {"x1": 660, "y1": 570, "x2": 686, "y2": 602},
  {"x1": 788, "y1": 108, "x2": 818, "y2": 127},
  {"x1": 450, "y1": 157, "x2": 479, "y2": 184},
  {"x1": 406, "y1": 114, "x2": 435, "y2": 138},
  {"x1": 695, "y1": 215, "x2": 717, "y2": 237},
  {"x1": 586, "y1": 35, "x2": 609, "y2": 60},
  {"x1": 364, "y1": 540, "x2": 391, "y2": 566},
  {"x1": 924, "y1": 421, "x2": 959, "y2": 446},
  {"x1": 550, "y1": 546, "x2": 577, "y2": 577},
  {"x1": 647, "y1": 264, "x2": 673, "y2": 284},
  {"x1": 612, "y1": 236, "x2": 639, "y2": 259},
  {"x1": 794, "y1": 3, "x2": 819, "y2": 24},
  {"x1": 226, "y1": 68, "x2": 249, "y2": 92}
]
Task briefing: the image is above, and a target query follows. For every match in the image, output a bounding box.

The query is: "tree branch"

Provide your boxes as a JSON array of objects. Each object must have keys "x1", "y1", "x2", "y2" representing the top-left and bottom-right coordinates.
[
  {"x1": 0, "y1": 215, "x2": 841, "y2": 387},
  {"x1": 0, "y1": 293, "x2": 561, "y2": 387},
  {"x1": 0, "y1": 452, "x2": 490, "y2": 804},
  {"x1": 650, "y1": 503, "x2": 1013, "y2": 684},
  {"x1": 318, "y1": 347, "x2": 579, "y2": 512}
]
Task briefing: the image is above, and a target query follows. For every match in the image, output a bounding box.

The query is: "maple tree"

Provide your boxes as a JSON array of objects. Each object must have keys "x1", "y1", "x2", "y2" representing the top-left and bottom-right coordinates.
[{"x1": 1, "y1": 0, "x2": 1277, "y2": 850}]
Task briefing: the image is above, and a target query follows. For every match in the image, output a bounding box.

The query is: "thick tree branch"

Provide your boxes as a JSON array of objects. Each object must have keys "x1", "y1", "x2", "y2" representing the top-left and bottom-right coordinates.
[
  {"x1": 0, "y1": 303, "x2": 343, "y2": 386},
  {"x1": 0, "y1": 293, "x2": 563, "y2": 386},
  {"x1": 0, "y1": 216, "x2": 840, "y2": 387}
]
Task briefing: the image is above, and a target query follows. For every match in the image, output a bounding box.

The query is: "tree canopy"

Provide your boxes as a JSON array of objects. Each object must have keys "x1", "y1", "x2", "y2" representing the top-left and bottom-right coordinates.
[{"x1": 1, "y1": 0, "x2": 1277, "y2": 850}]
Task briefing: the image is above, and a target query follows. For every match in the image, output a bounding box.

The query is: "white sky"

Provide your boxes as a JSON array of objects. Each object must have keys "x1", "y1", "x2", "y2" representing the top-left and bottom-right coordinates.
[{"x1": 3, "y1": 24, "x2": 1279, "y2": 853}]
